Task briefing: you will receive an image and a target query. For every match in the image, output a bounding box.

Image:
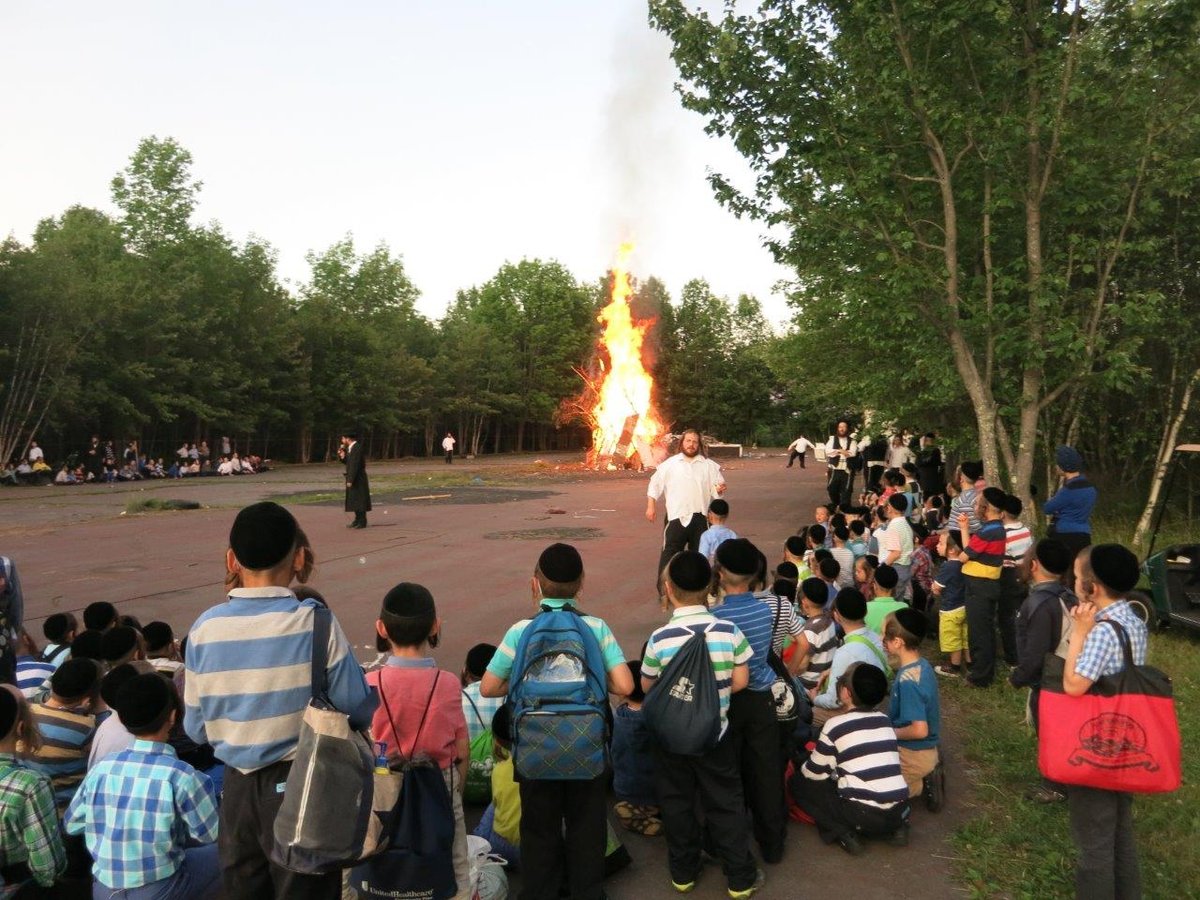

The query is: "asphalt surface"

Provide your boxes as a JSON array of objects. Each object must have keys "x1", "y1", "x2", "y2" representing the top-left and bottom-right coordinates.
[{"x1": 0, "y1": 452, "x2": 969, "y2": 899}]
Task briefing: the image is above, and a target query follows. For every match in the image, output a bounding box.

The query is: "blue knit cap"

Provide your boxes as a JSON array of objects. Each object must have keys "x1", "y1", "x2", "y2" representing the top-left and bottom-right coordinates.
[{"x1": 1055, "y1": 445, "x2": 1084, "y2": 472}]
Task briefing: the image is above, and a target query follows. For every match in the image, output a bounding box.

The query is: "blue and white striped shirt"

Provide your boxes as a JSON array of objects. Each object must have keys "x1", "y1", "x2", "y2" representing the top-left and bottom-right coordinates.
[
  {"x1": 802, "y1": 710, "x2": 909, "y2": 809},
  {"x1": 64, "y1": 740, "x2": 218, "y2": 890},
  {"x1": 183, "y1": 588, "x2": 374, "y2": 773}
]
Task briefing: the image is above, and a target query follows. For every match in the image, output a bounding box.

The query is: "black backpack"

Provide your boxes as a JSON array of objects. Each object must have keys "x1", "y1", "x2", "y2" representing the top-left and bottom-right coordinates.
[{"x1": 642, "y1": 624, "x2": 721, "y2": 757}]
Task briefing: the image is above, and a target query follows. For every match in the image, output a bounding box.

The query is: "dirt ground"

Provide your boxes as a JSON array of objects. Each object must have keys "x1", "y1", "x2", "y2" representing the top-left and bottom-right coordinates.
[{"x1": 0, "y1": 452, "x2": 969, "y2": 899}]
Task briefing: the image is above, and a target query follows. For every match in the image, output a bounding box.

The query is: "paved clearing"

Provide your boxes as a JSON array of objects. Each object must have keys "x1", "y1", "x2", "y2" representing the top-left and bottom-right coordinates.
[{"x1": 0, "y1": 453, "x2": 969, "y2": 899}]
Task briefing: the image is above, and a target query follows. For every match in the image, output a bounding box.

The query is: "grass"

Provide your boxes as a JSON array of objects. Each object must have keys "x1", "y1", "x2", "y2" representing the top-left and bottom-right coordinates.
[
  {"x1": 945, "y1": 501, "x2": 1200, "y2": 899},
  {"x1": 123, "y1": 497, "x2": 202, "y2": 514}
]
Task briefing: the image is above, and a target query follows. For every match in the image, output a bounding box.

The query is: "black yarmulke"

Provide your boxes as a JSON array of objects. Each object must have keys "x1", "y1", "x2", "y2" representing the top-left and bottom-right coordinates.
[
  {"x1": 776, "y1": 561, "x2": 799, "y2": 580},
  {"x1": 51, "y1": 658, "x2": 100, "y2": 702},
  {"x1": 716, "y1": 538, "x2": 760, "y2": 577},
  {"x1": 99, "y1": 662, "x2": 143, "y2": 708},
  {"x1": 785, "y1": 535, "x2": 805, "y2": 556},
  {"x1": 887, "y1": 494, "x2": 907, "y2": 512},
  {"x1": 465, "y1": 643, "x2": 497, "y2": 679},
  {"x1": 537, "y1": 543, "x2": 583, "y2": 583},
  {"x1": 100, "y1": 626, "x2": 139, "y2": 662},
  {"x1": 982, "y1": 487, "x2": 1008, "y2": 511},
  {"x1": 1035, "y1": 538, "x2": 1072, "y2": 576},
  {"x1": 834, "y1": 588, "x2": 868, "y2": 621},
  {"x1": 382, "y1": 583, "x2": 436, "y2": 618},
  {"x1": 0, "y1": 689, "x2": 17, "y2": 741},
  {"x1": 71, "y1": 630, "x2": 105, "y2": 661},
  {"x1": 961, "y1": 461, "x2": 984, "y2": 481},
  {"x1": 800, "y1": 577, "x2": 827, "y2": 605},
  {"x1": 668, "y1": 551, "x2": 712, "y2": 592},
  {"x1": 893, "y1": 606, "x2": 927, "y2": 642},
  {"x1": 142, "y1": 621, "x2": 173, "y2": 654},
  {"x1": 1089, "y1": 544, "x2": 1140, "y2": 594},
  {"x1": 850, "y1": 663, "x2": 888, "y2": 707},
  {"x1": 229, "y1": 501, "x2": 298, "y2": 571},
  {"x1": 114, "y1": 673, "x2": 173, "y2": 733}
]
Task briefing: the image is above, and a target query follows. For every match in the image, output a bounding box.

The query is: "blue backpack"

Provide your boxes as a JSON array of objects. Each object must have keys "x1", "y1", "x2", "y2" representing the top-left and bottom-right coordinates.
[{"x1": 508, "y1": 604, "x2": 610, "y2": 780}]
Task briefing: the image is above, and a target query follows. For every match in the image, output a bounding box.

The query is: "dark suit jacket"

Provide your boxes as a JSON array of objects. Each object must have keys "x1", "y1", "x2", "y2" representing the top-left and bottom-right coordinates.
[{"x1": 344, "y1": 441, "x2": 371, "y2": 513}]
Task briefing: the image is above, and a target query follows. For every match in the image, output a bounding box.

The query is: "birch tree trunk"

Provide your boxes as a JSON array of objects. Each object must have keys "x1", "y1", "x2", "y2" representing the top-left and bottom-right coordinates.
[{"x1": 1131, "y1": 367, "x2": 1200, "y2": 549}]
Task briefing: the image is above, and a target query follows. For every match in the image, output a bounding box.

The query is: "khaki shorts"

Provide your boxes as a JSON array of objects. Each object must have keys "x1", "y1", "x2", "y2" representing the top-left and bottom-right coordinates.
[
  {"x1": 899, "y1": 746, "x2": 939, "y2": 797},
  {"x1": 939, "y1": 606, "x2": 968, "y2": 653}
]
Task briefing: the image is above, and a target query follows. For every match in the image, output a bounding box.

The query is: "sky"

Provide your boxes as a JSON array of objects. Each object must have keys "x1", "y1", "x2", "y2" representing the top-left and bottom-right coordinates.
[{"x1": 0, "y1": 2, "x2": 795, "y2": 324}]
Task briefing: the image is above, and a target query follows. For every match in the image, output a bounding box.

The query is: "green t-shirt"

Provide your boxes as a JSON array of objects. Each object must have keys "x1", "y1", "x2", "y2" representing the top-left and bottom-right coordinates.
[{"x1": 864, "y1": 597, "x2": 909, "y2": 634}]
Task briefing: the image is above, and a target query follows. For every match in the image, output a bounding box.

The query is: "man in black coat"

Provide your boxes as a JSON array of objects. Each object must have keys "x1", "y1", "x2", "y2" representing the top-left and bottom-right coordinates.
[{"x1": 342, "y1": 430, "x2": 371, "y2": 528}]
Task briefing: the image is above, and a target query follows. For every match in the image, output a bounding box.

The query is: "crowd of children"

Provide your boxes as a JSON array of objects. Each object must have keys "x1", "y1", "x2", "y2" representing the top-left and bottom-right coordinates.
[{"x1": 0, "y1": 440, "x2": 1148, "y2": 899}]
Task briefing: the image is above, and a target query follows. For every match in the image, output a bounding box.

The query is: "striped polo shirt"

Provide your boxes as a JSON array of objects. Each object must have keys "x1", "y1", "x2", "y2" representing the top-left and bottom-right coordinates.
[
  {"x1": 183, "y1": 588, "x2": 374, "y2": 774},
  {"x1": 802, "y1": 710, "x2": 910, "y2": 809},
  {"x1": 642, "y1": 607, "x2": 752, "y2": 734},
  {"x1": 962, "y1": 518, "x2": 1006, "y2": 579},
  {"x1": 1003, "y1": 521, "x2": 1033, "y2": 567},
  {"x1": 26, "y1": 703, "x2": 97, "y2": 810},
  {"x1": 712, "y1": 592, "x2": 775, "y2": 692},
  {"x1": 487, "y1": 598, "x2": 627, "y2": 681},
  {"x1": 797, "y1": 612, "x2": 839, "y2": 691}
]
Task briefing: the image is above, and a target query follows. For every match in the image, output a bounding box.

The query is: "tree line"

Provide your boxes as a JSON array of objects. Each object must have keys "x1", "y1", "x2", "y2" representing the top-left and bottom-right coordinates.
[{"x1": 0, "y1": 137, "x2": 796, "y2": 468}]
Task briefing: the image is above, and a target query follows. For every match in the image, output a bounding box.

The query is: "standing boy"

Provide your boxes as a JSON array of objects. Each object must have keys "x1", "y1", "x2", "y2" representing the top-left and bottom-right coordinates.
[
  {"x1": 698, "y1": 499, "x2": 737, "y2": 563},
  {"x1": 958, "y1": 487, "x2": 1008, "y2": 687},
  {"x1": 185, "y1": 502, "x2": 373, "y2": 900},
  {"x1": 863, "y1": 565, "x2": 907, "y2": 634},
  {"x1": 480, "y1": 544, "x2": 633, "y2": 900},
  {"x1": 931, "y1": 531, "x2": 968, "y2": 677},
  {"x1": 999, "y1": 494, "x2": 1033, "y2": 666},
  {"x1": 641, "y1": 551, "x2": 761, "y2": 898}
]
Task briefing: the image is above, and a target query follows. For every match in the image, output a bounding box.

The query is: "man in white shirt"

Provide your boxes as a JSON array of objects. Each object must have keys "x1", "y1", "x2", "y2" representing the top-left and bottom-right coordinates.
[
  {"x1": 646, "y1": 429, "x2": 726, "y2": 603},
  {"x1": 442, "y1": 431, "x2": 456, "y2": 464},
  {"x1": 27, "y1": 442, "x2": 44, "y2": 463},
  {"x1": 825, "y1": 420, "x2": 858, "y2": 507},
  {"x1": 885, "y1": 435, "x2": 915, "y2": 470},
  {"x1": 786, "y1": 435, "x2": 814, "y2": 469}
]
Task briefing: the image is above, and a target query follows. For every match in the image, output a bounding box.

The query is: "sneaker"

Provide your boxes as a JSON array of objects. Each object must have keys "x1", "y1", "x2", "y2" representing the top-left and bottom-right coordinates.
[
  {"x1": 887, "y1": 824, "x2": 910, "y2": 847},
  {"x1": 836, "y1": 833, "x2": 865, "y2": 856},
  {"x1": 672, "y1": 880, "x2": 696, "y2": 894},
  {"x1": 934, "y1": 664, "x2": 960, "y2": 678},
  {"x1": 728, "y1": 869, "x2": 765, "y2": 898},
  {"x1": 923, "y1": 762, "x2": 946, "y2": 812}
]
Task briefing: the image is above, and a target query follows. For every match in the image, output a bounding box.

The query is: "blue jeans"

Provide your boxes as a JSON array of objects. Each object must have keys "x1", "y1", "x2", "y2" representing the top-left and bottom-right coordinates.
[
  {"x1": 892, "y1": 563, "x2": 913, "y2": 601},
  {"x1": 94, "y1": 844, "x2": 221, "y2": 900}
]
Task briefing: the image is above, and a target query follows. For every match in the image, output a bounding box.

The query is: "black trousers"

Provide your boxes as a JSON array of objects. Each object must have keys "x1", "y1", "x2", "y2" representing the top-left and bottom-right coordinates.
[
  {"x1": 998, "y1": 568, "x2": 1025, "y2": 666},
  {"x1": 792, "y1": 775, "x2": 907, "y2": 844},
  {"x1": 826, "y1": 469, "x2": 851, "y2": 506},
  {"x1": 352, "y1": 509, "x2": 367, "y2": 526},
  {"x1": 657, "y1": 513, "x2": 708, "y2": 590},
  {"x1": 220, "y1": 760, "x2": 340, "y2": 900},
  {"x1": 786, "y1": 450, "x2": 806, "y2": 468},
  {"x1": 445, "y1": 450, "x2": 453, "y2": 463},
  {"x1": 1068, "y1": 786, "x2": 1141, "y2": 899},
  {"x1": 518, "y1": 775, "x2": 608, "y2": 900},
  {"x1": 964, "y1": 575, "x2": 1003, "y2": 686},
  {"x1": 727, "y1": 689, "x2": 787, "y2": 859},
  {"x1": 654, "y1": 737, "x2": 758, "y2": 891}
]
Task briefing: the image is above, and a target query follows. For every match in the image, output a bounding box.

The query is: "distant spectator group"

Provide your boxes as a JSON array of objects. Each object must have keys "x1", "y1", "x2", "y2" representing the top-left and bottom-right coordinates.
[{"x1": 2, "y1": 435, "x2": 268, "y2": 487}]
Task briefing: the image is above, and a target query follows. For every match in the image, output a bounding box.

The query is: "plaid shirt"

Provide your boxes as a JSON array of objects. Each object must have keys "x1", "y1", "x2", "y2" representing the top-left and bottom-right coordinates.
[
  {"x1": 63, "y1": 740, "x2": 218, "y2": 889},
  {"x1": 1075, "y1": 600, "x2": 1148, "y2": 682},
  {"x1": 0, "y1": 754, "x2": 66, "y2": 892}
]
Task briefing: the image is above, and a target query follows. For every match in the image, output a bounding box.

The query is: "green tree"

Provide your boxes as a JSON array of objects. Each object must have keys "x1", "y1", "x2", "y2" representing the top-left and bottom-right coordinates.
[
  {"x1": 111, "y1": 136, "x2": 201, "y2": 252},
  {"x1": 650, "y1": 0, "x2": 1200, "y2": 507}
]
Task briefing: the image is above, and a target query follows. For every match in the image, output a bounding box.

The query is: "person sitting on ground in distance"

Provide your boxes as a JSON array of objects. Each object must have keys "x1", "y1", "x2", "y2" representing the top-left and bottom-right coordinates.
[{"x1": 791, "y1": 663, "x2": 911, "y2": 855}]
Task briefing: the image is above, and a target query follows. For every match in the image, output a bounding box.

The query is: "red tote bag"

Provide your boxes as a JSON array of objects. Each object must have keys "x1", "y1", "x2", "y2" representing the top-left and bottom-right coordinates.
[{"x1": 1038, "y1": 620, "x2": 1181, "y2": 794}]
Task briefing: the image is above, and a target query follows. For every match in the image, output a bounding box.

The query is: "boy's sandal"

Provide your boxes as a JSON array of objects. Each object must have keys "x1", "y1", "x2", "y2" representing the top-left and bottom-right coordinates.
[{"x1": 1024, "y1": 785, "x2": 1066, "y2": 804}]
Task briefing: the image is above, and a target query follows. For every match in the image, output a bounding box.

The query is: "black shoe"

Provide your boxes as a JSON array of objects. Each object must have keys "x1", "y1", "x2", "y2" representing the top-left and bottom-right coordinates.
[
  {"x1": 836, "y1": 833, "x2": 865, "y2": 856},
  {"x1": 887, "y1": 825, "x2": 910, "y2": 847},
  {"x1": 964, "y1": 678, "x2": 991, "y2": 689},
  {"x1": 924, "y1": 762, "x2": 946, "y2": 812}
]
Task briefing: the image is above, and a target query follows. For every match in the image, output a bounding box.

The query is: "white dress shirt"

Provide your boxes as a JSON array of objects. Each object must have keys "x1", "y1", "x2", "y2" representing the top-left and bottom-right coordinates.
[{"x1": 647, "y1": 453, "x2": 725, "y2": 524}]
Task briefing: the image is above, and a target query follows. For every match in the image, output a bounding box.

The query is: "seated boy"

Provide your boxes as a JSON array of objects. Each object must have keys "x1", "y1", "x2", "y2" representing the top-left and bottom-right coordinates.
[
  {"x1": 611, "y1": 660, "x2": 661, "y2": 836},
  {"x1": 16, "y1": 612, "x2": 77, "y2": 699},
  {"x1": 864, "y1": 565, "x2": 907, "y2": 633},
  {"x1": 143, "y1": 621, "x2": 185, "y2": 677},
  {"x1": 99, "y1": 625, "x2": 145, "y2": 669},
  {"x1": 883, "y1": 608, "x2": 943, "y2": 812},
  {"x1": 810, "y1": 589, "x2": 889, "y2": 729},
  {"x1": 791, "y1": 663, "x2": 910, "y2": 855},
  {"x1": 460, "y1": 642, "x2": 503, "y2": 747},
  {"x1": 66, "y1": 673, "x2": 221, "y2": 899},
  {"x1": 697, "y1": 499, "x2": 737, "y2": 563},
  {"x1": 816, "y1": 556, "x2": 840, "y2": 607},
  {"x1": 931, "y1": 530, "x2": 968, "y2": 676},
  {"x1": 26, "y1": 657, "x2": 101, "y2": 811},
  {"x1": 790, "y1": 577, "x2": 840, "y2": 695}
]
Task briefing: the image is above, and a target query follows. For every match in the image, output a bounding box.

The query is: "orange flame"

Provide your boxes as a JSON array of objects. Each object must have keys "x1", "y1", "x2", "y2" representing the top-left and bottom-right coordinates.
[{"x1": 584, "y1": 243, "x2": 662, "y2": 467}]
